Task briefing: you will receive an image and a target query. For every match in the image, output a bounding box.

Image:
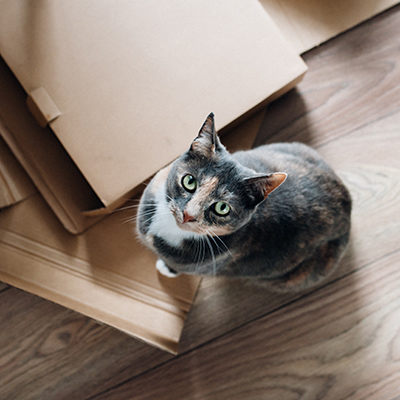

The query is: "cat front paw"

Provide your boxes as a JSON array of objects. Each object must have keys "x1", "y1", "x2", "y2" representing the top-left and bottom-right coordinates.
[{"x1": 156, "y1": 259, "x2": 180, "y2": 278}]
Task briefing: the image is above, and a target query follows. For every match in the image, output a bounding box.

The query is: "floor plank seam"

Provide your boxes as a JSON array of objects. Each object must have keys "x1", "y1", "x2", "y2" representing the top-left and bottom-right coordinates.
[
  {"x1": 318, "y1": 245, "x2": 400, "y2": 292},
  {"x1": 314, "y1": 107, "x2": 400, "y2": 151}
]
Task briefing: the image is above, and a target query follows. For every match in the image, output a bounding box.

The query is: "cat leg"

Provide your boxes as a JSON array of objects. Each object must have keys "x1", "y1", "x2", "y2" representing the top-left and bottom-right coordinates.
[
  {"x1": 156, "y1": 259, "x2": 180, "y2": 278},
  {"x1": 268, "y1": 233, "x2": 349, "y2": 292}
]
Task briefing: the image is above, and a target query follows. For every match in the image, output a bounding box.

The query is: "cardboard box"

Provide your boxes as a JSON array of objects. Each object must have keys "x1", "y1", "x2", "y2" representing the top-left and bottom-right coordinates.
[
  {"x1": 260, "y1": 0, "x2": 398, "y2": 53},
  {"x1": 0, "y1": 0, "x2": 307, "y2": 234}
]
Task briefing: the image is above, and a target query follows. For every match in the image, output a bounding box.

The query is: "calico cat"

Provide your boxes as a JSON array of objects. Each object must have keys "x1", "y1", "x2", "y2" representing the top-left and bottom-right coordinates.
[{"x1": 137, "y1": 113, "x2": 351, "y2": 292}]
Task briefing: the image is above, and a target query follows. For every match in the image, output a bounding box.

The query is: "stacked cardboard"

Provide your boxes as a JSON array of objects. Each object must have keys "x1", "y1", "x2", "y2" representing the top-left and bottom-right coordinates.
[
  {"x1": 0, "y1": 0, "x2": 307, "y2": 233},
  {"x1": 260, "y1": 0, "x2": 398, "y2": 53},
  {"x1": 0, "y1": 0, "x2": 397, "y2": 352}
]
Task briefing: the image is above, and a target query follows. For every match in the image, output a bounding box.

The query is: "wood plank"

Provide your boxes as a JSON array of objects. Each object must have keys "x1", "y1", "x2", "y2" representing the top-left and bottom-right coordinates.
[
  {"x1": 0, "y1": 288, "x2": 171, "y2": 400},
  {"x1": 254, "y1": 4, "x2": 400, "y2": 149},
  {"x1": 94, "y1": 250, "x2": 400, "y2": 399},
  {"x1": 0, "y1": 281, "x2": 8, "y2": 291}
]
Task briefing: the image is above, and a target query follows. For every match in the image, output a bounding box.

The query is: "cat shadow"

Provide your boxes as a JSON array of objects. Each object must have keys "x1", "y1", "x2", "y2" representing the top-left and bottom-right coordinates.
[
  {"x1": 179, "y1": 238, "x2": 386, "y2": 400},
  {"x1": 253, "y1": 88, "x2": 313, "y2": 148},
  {"x1": 180, "y1": 234, "x2": 362, "y2": 357}
]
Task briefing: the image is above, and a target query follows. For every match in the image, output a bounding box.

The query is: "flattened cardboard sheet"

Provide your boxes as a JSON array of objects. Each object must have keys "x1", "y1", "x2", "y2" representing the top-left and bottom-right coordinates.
[
  {"x1": 0, "y1": 58, "x2": 104, "y2": 233},
  {"x1": 0, "y1": 135, "x2": 36, "y2": 209},
  {"x1": 0, "y1": 194, "x2": 200, "y2": 354},
  {"x1": 260, "y1": 0, "x2": 399, "y2": 53},
  {"x1": 0, "y1": 0, "x2": 307, "y2": 232}
]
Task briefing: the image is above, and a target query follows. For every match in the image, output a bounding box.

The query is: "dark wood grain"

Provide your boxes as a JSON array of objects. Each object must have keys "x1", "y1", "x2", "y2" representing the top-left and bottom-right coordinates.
[
  {"x1": 0, "y1": 289, "x2": 171, "y2": 400},
  {"x1": 0, "y1": 281, "x2": 8, "y2": 292},
  {"x1": 93, "y1": 250, "x2": 400, "y2": 400},
  {"x1": 1, "y1": 5, "x2": 400, "y2": 399}
]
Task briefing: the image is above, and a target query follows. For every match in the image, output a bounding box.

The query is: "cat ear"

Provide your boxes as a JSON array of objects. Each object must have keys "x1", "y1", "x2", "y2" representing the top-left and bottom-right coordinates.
[
  {"x1": 243, "y1": 173, "x2": 287, "y2": 205},
  {"x1": 190, "y1": 113, "x2": 223, "y2": 157}
]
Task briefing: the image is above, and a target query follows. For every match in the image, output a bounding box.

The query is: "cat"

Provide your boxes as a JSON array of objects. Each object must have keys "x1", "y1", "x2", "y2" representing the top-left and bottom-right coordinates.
[{"x1": 136, "y1": 113, "x2": 351, "y2": 292}]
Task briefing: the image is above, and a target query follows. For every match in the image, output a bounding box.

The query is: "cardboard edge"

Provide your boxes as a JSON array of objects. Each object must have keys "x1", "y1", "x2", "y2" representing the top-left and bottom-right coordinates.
[
  {"x1": 0, "y1": 123, "x2": 81, "y2": 233},
  {"x1": 0, "y1": 132, "x2": 36, "y2": 209},
  {"x1": 219, "y1": 70, "x2": 307, "y2": 136}
]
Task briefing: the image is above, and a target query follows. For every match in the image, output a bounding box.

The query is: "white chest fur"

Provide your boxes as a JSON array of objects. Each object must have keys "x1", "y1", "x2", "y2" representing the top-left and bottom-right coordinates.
[{"x1": 148, "y1": 182, "x2": 202, "y2": 247}]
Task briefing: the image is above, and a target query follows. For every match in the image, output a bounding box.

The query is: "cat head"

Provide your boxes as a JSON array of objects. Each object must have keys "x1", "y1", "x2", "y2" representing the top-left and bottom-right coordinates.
[{"x1": 165, "y1": 113, "x2": 287, "y2": 236}]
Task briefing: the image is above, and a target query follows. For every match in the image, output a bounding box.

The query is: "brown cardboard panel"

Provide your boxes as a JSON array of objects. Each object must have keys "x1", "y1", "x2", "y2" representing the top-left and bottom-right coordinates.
[
  {"x1": 260, "y1": 0, "x2": 399, "y2": 54},
  {"x1": 0, "y1": 0, "x2": 307, "y2": 217},
  {"x1": 0, "y1": 135, "x2": 36, "y2": 209},
  {"x1": 0, "y1": 194, "x2": 201, "y2": 354},
  {"x1": 0, "y1": 57, "x2": 104, "y2": 233}
]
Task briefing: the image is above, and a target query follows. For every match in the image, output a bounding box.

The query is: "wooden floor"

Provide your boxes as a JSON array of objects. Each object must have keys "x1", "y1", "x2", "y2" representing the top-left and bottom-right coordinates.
[{"x1": 1, "y1": 5, "x2": 400, "y2": 400}]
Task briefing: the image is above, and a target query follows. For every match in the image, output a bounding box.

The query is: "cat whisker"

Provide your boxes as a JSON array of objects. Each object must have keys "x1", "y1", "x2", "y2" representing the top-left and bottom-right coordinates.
[
  {"x1": 128, "y1": 208, "x2": 170, "y2": 227},
  {"x1": 113, "y1": 202, "x2": 156, "y2": 214},
  {"x1": 192, "y1": 238, "x2": 201, "y2": 275},
  {"x1": 141, "y1": 210, "x2": 171, "y2": 226},
  {"x1": 205, "y1": 228, "x2": 242, "y2": 275},
  {"x1": 204, "y1": 235, "x2": 217, "y2": 276},
  {"x1": 199, "y1": 236, "x2": 207, "y2": 275},
  {"x1": 193, "y1": 236, "x2": 206, "y2": 275},
  {"x1": 122, "y1": 208, "x2": 156, "y2": 225},
  {"x1": 213, "y1": 232, "x2": 242, "y2": 273},
  {"x1": 164, "y1": 192, "x2": 174, "y2": 202}
]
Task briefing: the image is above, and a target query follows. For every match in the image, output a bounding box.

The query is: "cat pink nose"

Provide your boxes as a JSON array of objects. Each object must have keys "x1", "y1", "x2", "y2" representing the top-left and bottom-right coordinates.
[{"x1": 183, "y1": 211, "x2": 196, "y2": 223}]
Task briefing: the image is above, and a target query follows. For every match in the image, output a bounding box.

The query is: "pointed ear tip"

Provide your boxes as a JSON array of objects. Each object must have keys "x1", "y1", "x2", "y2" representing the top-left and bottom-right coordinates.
[
  {"x1": 277, "y1": 173, "x2": 287, "y2": 185},
  {"x1": 205, "y1": 112, "x2": 215, "y2": 122},
  {"x1": 280, "y1": 172, "x2": 288, "y2": 179},
  {"x1": 269, "y1": 172, "x2": 287, "y2": 187}
]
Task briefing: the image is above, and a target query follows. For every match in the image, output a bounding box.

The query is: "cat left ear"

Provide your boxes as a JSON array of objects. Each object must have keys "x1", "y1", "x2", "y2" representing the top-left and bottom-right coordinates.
[
  {"x1": 190, "y1": 113, "x2": 223, "y2": 157},
  {"x1": 244, "y1": 173, "x2": 287, "y2": 204}
]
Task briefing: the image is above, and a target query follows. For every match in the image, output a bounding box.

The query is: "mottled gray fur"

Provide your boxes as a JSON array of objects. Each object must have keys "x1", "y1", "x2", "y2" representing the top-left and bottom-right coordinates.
[{"x1": 137, "y1": 113, "x2": 351, "y2": 292}]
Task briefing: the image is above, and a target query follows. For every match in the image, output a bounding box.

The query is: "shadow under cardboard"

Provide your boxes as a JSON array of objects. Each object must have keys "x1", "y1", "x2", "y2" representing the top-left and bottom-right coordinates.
[{"x1": 253, "y1": 88, "x2": 312, "y2": 148}]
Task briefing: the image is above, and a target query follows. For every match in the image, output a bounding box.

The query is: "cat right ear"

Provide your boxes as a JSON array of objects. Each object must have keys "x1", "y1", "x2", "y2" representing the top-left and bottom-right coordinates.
[{"x1": 243, "y1": 173, "x2": 287, "y2": 205}]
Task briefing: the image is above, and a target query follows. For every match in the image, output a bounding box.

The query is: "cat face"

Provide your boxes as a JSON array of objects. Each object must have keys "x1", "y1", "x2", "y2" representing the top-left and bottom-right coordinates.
[{"x1": 164, "y1": 113, "x2": 287, "y2": 237}]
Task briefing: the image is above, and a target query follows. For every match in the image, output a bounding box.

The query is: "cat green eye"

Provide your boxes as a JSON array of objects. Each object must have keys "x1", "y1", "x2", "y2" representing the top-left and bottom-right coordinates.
[
  {"x1": 213, "y1": 201, "x2": 230, "y2": 216},
  {"x1": 182, "y1": 174, "x2": 197, "y2": 193}
]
